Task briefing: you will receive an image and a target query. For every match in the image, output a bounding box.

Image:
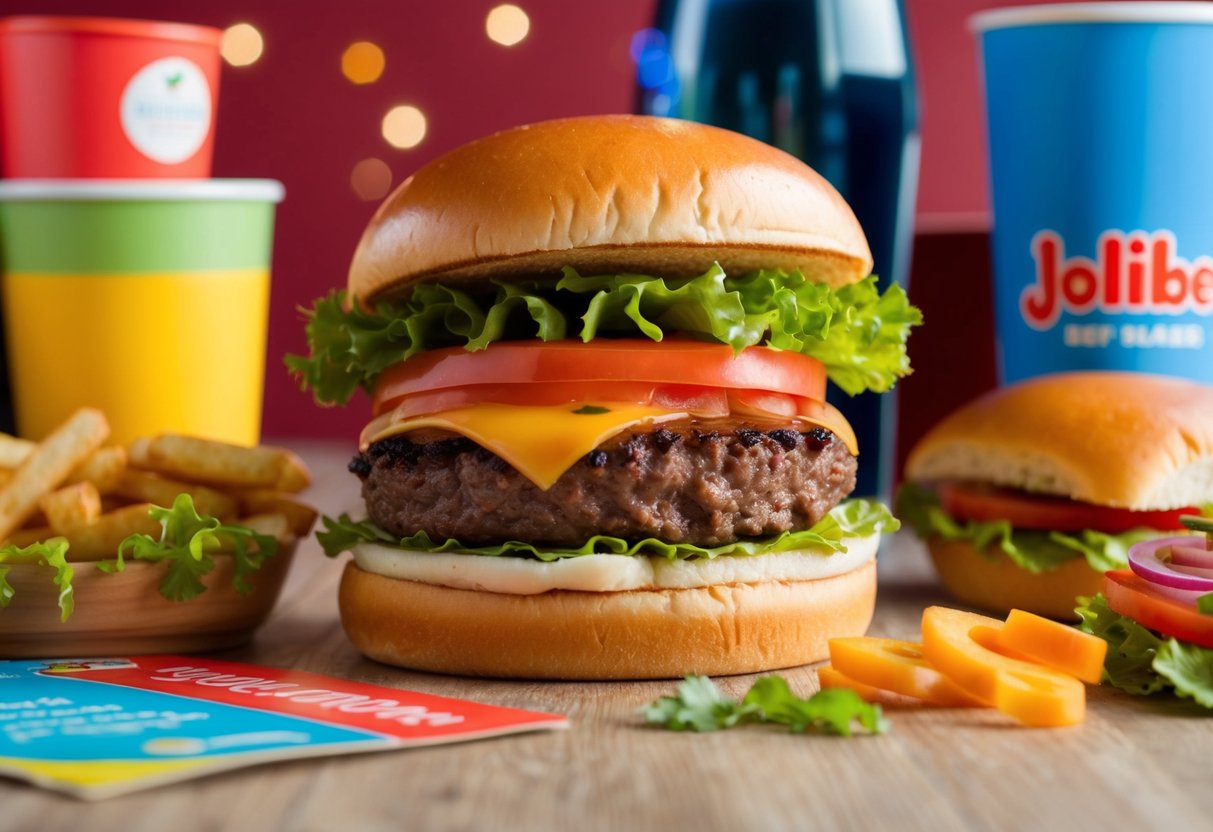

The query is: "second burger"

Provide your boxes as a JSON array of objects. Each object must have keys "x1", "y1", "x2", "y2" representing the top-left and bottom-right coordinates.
[{"x1": 899, "y1": 371, "x2": 1213, "y2": 619}]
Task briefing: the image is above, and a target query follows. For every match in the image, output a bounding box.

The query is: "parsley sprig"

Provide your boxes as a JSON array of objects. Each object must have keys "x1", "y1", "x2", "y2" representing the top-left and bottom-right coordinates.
[{"x1": 643, "y1": 675, "x2": 889, "y2": 736}]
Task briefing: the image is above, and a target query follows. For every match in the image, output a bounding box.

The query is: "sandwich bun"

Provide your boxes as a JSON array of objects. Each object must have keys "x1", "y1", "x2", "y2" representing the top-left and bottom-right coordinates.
[
  {"x1": 924, "y1": 538, "x2": 1104, "y2": 619},
  {"x1": 338, "y1": 559, "x2": 875, "y2": 679},
  {"x1": 348, "y1": 114, "x2": 872, "y2": 302},
  {"x1": 905, "y1": 371, "x2": 1213, "y2": 618},
  {"x1": 905, "y1": 371, "x2": 1213, "y2": 511}
]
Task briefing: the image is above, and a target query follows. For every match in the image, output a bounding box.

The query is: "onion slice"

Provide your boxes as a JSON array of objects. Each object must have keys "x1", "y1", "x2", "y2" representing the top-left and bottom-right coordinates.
[{"x1": 1127, "y1": 537, "x2": 1213, "y2": 594}]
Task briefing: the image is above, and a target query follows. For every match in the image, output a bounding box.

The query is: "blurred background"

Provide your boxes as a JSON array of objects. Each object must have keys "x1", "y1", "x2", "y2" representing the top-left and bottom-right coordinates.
[{"x1": 1, "y1": 0, "x2": 1060, "y2": 472}]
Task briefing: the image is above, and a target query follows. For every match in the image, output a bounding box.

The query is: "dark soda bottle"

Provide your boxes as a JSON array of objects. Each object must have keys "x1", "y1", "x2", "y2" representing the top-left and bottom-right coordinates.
[{"x1": 635, "y1": 0, "x2": 919, "y2": 499}]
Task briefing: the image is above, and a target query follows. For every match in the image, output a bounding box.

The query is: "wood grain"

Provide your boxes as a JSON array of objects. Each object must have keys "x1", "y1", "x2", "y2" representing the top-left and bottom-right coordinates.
[{"x1": 4, "y1": 440, "x2": 1212, "y2": 831}]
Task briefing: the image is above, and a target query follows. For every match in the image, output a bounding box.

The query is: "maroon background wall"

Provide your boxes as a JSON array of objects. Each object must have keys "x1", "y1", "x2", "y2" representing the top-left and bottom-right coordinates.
[{"x1": 2, "y1": 0, "x2": 1077, "y2": 459}]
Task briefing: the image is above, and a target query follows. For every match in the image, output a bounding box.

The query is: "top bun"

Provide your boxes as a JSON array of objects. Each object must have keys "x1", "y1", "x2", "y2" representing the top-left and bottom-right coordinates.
[
  {"x1": 904, "y1": 372, "x2": 1213, "y2": 510},
  {"x1": 348, "y1": 115, "x2": 872, "y2": 302}
]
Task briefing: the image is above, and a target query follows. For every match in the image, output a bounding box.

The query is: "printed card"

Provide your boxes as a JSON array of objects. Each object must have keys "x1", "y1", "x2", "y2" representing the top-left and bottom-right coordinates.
[{"x1": 0, "y1": 656, "x2": 568, "y2": 799}]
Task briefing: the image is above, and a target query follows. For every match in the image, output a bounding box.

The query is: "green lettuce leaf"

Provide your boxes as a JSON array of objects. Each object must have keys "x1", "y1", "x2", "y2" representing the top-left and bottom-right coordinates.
[
  {"x1": 642, "y1": 674, "x2": 887, "y2": 736},
  {"x1": 1075, "y1": 593, "x2": 1167, "y2": 695},
  {"x1": 286, "y1": 265, "x2": 921, "y2": 405},
  {"x1": 317, "y1": 498, "x2": 898, "y2": 560},
  {"x1": 895, "y1": 483, "x2": 1171, "y2": 574},
  {"x1": 1154, "y1": 638, "x2": 1213, "y2": 709},
  {"x1": 1076, "y1": 594, "x2": 1213, "y2": 707},
  {"x1": 0, "y1": 539, "x2": 74, "y2": 622},
  {"x1": 99, "y1": 494, "x2": 279, "y2": 602}
]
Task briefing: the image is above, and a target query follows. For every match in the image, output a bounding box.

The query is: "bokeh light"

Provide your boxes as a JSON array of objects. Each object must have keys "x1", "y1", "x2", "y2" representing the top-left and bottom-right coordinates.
[
  {"x1": 382, "y1": 105, "x2": 427, "y2": 149},
  {"x1": 341, "y1": 41, "x2": 385, "y2": 85},
  {"x1": 486, "y1": 4, "x2": 530, "y2": 47},
  {"x1": 350, "y1": 158, "x2": 394, "y2": 201},
  {"x1": 221, "y1": 23, "x2": 264, "y2": 67},
  {"x1": 632, "y1": 27, "x2": 679, "y2": 116}
]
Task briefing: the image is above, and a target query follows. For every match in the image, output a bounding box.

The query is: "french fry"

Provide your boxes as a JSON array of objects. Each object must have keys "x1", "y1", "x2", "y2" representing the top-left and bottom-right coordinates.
[
  {"x1": 6, "y1": 524, "x2": 55, "y2": 548},
  {"x1": 237, "y1": 513, "x2": 293, "y2": 544},
  {"x1": 235, "y1": 490, "x2": 318, "y2": 537},
  {"x1": 129, "y1": 435, "x2": 311, "y2": 493},
  {"x1": 50, "y1": 503, "x2": 162, "y2": 561},
  {"x1": 0, "y1": 433, "x2": 35, "y2": 468},
  {"x1": 113, "y1": 470, "x2": 239, "y2": 521},
  {"x1": 40, "y1": 481, "x2": 102, "y2": 535},
  {"x1": 65, "y1": 446, "x2": 128, "y2": 494},
  {"x1": 0, "y1": 408, "x2": 109, "y2": 541}
]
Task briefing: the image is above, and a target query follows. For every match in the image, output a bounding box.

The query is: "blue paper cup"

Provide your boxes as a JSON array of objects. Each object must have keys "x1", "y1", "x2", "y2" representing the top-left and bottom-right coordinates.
[{"x1": 973, "y1": 3, "x2": 1213, "y2": 383}]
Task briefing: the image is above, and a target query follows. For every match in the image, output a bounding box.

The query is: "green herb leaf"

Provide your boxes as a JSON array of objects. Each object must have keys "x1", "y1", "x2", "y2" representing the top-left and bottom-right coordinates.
[
  {"x1": 0, "y1": 539, "x2": 73, "y2": 622},
  {"x1": 1180, "y1": 514, "x2": 1213, "y2": 535},
  {"x1": 895, "y1": 483, "x2": 1185, "y2": 574},
  {"x1": 316, "y1": 498, "x2": 898, "y2": 560},
  {"x1": 642, "y1": 675, "x2": 759, "y2": 731},
  {"x1": 643, "y1": 675, "x2": 887, "y2": 736},
  {"x1": 1198, "y1": 593, "x2": 1213, "y2": 616},
  {"x1": 572, "y1": 405, "x2": 610, "y2": 415},
  {"x1": 285, "y1": 266, "x2": 921, "y2": 405},
  {"x1": 99, "y1": 494, "x2": 279, "y2": 602}
]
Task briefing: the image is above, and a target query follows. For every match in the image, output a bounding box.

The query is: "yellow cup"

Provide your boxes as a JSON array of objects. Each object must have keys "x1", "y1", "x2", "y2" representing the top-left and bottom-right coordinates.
[{"x1": 0, "y1": 180, "x2": 284, "y2": 445}]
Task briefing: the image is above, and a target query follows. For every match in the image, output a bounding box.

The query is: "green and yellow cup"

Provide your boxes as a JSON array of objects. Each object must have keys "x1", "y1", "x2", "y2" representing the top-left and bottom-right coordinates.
[{"x1": 0, "y1": 180, "x2": 284, "y2": 445}]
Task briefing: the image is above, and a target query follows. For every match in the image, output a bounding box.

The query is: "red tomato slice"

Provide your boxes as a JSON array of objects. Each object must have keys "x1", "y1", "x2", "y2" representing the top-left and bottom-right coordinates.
[
  {"x1": 1104, "y1": 569, "x2": 1213, "y2": 648},
  {"x1": 937, "y1": 482, "x2": 1197, "y2": 534},
  {"x1": 385, "y1": 382, "x2": 730, "y2": 420},
  {"x1": 371, "y1": 340, "x2": 827, "y2": 414}
]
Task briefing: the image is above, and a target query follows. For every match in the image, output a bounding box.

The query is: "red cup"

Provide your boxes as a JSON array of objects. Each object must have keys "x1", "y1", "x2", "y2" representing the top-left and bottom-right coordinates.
[{"x1": 0, "y1": 16, "x2": 222, "y2": 178}]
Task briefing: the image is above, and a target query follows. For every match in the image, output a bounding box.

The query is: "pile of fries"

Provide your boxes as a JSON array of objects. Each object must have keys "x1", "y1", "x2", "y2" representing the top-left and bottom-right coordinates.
[{"x1": 0, "y1": 408, "x2": 316, "y2": 559}]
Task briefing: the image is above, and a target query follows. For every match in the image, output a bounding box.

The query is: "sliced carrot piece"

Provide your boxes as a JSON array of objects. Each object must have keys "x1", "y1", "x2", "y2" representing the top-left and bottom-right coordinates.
[
  {"x1": 828, "y1": 637, "x2": 987, "y2": 707},
  {"x1": 995, "y1": 609, "x2": 1108, "y2": 684},
  {"x1": 816, "y1": 664, "x2": 930, "y2": 707},
  {"x1": 921, "y1": 606, "x2": 1086, "y2": 727}
]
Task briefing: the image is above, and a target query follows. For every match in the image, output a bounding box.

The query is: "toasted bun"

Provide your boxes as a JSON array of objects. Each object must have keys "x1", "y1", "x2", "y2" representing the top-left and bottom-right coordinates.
[
  {"x1": 925, "y1": 538, "x2": 1102, "y2": 620},
  {"x1": 904, "y1": 372, "x2": 1213, "y2": 510},
  {"x1": 338, "y1": 560, "x2": 875, "y2": 679},
  {"x1": 349, "y1": 115, "x2": 872, "y2": 302}
]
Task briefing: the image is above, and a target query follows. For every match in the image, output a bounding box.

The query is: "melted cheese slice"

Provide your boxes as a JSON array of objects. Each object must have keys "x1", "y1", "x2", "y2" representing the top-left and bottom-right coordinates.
[
  {"x1": 362, "y1": 402, "x2": 688, "y2": 490},
  {"x1": 352, "y1": 533, "x2": 879, "y2": 594},
  {"x1": 363, "y1": 396, "x2": 859, "y2": 492}
]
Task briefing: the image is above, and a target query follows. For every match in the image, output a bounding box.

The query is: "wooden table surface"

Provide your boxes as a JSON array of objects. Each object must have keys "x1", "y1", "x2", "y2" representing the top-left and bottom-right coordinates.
[{"x1": 5, "y1": 440, "x2": 1212, "y2": 832}]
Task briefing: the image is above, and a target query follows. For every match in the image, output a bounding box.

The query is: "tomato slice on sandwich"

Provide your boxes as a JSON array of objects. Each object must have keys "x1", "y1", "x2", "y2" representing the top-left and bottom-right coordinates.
[
  {"x1": 1104, "y1": 569, "x2": 1213, "y2": 648},
  {"x1": 937, "y1": 482, "x2": 1197, "y2": 534},
  {"x1": 371, "y1": 339, "x2": 828, "y2": 416}
]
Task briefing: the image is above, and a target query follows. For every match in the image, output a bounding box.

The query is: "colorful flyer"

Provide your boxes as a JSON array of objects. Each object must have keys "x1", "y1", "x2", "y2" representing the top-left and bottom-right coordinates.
[{"x1": 0, "y1": 656, "x2": 568, "y2": 800}]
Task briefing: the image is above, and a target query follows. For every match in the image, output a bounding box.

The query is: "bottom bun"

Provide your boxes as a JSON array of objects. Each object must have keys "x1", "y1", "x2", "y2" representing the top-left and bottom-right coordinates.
[
  {"x1": 338, "y1": 559, "x2": 876, "y2": 679},
  {"x1": 926, "y1": 538, "x2": 1104, "y2": 620}
]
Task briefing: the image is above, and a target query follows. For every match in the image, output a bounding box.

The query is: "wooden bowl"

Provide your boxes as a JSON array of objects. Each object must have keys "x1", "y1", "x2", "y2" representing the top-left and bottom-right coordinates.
[{"x1": 1, "y1": 539, "x2": 297, "y2": 657}]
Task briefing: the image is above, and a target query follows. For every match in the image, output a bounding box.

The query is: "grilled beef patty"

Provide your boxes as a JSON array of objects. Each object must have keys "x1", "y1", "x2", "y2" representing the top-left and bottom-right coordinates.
[{"x1": 351, "y1": 422, "x2": 857, "y2": 548}]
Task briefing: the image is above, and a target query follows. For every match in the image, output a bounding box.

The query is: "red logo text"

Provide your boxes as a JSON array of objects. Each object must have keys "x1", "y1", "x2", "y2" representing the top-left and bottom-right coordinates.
[{"x1": 1021, "y1": 230, "x2": 1213, "y2": 330}]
